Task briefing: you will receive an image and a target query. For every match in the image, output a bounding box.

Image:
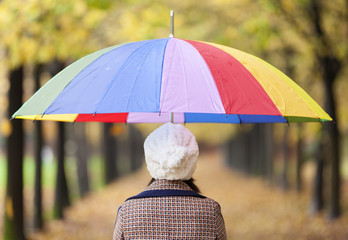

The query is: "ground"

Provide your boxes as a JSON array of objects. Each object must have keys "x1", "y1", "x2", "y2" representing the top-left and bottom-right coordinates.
[{"x1": 10, "y1": 150, "x2": 348, "y2": 239}]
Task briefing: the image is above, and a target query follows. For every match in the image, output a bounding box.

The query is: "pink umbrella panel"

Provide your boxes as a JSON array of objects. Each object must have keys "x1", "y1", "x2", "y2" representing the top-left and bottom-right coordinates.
[{"x1": 12, "y1": 37, "x2": 332, "y2": 124}]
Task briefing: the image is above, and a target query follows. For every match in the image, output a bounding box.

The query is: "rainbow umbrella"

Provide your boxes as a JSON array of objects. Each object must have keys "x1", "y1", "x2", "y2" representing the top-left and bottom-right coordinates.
[{"x1": 12, "y1": 37, "x2": 331, "y2": 124}]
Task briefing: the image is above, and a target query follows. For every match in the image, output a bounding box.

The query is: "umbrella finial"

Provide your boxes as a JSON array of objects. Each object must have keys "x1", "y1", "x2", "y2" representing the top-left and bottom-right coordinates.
[{"x1": 169, "y1": 10, "x2": 174, "y2": 38}]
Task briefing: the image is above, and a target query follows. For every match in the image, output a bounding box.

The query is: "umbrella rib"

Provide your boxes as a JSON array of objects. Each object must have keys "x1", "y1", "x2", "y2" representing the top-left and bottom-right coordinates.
[
  {"x1": 157, "y1": 39, "x2": 170, "y2": 114},
  {"x1": 236, "y1": 114, "x2": 242, "y2": 124}
]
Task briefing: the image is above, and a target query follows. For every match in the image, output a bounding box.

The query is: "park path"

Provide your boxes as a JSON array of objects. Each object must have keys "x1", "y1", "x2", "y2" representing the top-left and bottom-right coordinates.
[{"x1": 28, "y1": 150, "x2": 348, "y2": 240}]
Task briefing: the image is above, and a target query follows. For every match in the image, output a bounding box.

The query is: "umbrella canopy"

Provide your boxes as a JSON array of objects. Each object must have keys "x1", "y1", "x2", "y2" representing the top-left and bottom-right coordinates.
[{"x1": 12, "y1": 37, "x2": 331, "y2": 124}]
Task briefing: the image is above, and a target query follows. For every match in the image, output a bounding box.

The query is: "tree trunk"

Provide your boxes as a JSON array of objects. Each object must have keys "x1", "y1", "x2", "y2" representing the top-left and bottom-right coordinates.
[
  {"x1": 281, "y1": 126, "x2": 289, "y2": 191},
  {"x1": 327, "y1": 124, "x2": 340, "y2": 219},
  {"x1": 129, "y1": 125, "x2": 137, "y2": 172},
  {"x1": 258, "y1": 125, "x2": 267, "y2": 177},
  {"x1": 103, "y1": 123, "x2": 117, "y2": 184},
  {"x1": 4, "y1": 66, "x2": 25, "y2": 240},
  {"x1": 129, "y1": 125, "x2": 144, "y2": 171},
  {"x1": 249, "y1": 125, "x2": 258, "y2": 175},
  {"x1": 223, "y1": 138, "x2": 233, "y2": 168},
  {"x1": 33, "y1": 64, "x2": 44, "y2": 229},
  {"x1": 311, "y1": 138, "x2": 325, "y2": 214},
  {"x1": 225, "y1": 132, "x2": 243, "y2": 171},
  {"x1": 48, "y1": 60, "x2": 70, "y2": 219},
  {"x1": 54, "y1": 122, "x2": 70, "y2": 219},
  {"x1": 264, "y1": 124, "x2": 274, "y2": 184},
  {"x1": 320, "y1": 58, "x2": 341, "y2": 219},
  {"x1": 296, "y1": 124, "x2": 304, "y2": 192},
  {"x1": 75, "y1": 123, "x2": 90, "y2": 197},
  {"x1": 135, "y1": 127, "x2": 144, "y2": 170},
  {"x1": 309, "y1": 0, "x2": 342, "y2": 219},
  {"x1": 244, "y1": 129, "x2": 252, "y2": 174}
]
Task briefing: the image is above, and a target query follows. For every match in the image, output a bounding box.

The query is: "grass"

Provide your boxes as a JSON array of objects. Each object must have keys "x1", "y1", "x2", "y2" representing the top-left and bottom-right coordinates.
[
  {"x1": 0, "y1": 156, "x2": 56, "y2": 190},
  {"x1": 0, "y1": 157, "x2": 5, "y2": 189},
  {"x1": 0, "y1": 155, "x2": 105, "y2": 193}
]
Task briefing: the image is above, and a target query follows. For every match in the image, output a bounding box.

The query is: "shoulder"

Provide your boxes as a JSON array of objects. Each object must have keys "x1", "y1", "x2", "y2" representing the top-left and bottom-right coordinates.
[
  {"x1": 192, "y1": 196, "x2": 222, "y2": 210},
  {"x1": 117, "y1": 200, "x2": 132, "y2": 214},
  {"x1": 118, "y1": 197, "x2": 153, "y2": 212},
  {"x1": 118, "y1": 199, "x2": 135, "y2": 209},
  {"x1": 202, "y1": 196, "x2": 221, "y2": 205},
  {"x1": 202, "y1": 197, "x2": 222, "y2": 212}
]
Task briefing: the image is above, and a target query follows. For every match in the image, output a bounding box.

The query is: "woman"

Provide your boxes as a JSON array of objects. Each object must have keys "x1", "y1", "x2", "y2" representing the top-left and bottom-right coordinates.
[{"x1": 113, "y1": 123, "x2": 226, "y2": 239}]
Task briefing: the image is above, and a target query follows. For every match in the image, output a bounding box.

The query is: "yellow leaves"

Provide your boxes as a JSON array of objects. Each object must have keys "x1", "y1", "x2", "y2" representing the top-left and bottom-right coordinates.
[
  {"x1": 37, "y1": 44, "x2": 56, "y2": 64},
  {"x1": 110, "y1": 124, "x2": 125, "y2": 136},
  {"x1": 73, "y1": 1, "x2": 88, "y2": 16},
  {"x1": 281, "y1": 0, "x2": 296, "y2": 12},
  {"x1": 57, "y1": 15, "x2": 74, "y2": 31},
  {"x1": 110, "y1": 3, "x2": 176, "y2": 42},
  {"x1": 83, "y1": 10, "x2": 105, "y2": 28},
  {"x1": 19, "y1": 37, "x2": 38, "y2": 62},
  {"x1": 1, "y1": 119, "x2": 12, "y2": 137},
  {"x1": 6, "y1": 197, "x2": 14, "y2": 219},
  {"x1": 0, "y1": 5, "x2": 12, "y2": 26},
  {"x1": 118, "y1": 12, "x2": 142, "y2": 41},
  {"x1": 0, "y1": 0, "x2": 113, "y2": 68}
]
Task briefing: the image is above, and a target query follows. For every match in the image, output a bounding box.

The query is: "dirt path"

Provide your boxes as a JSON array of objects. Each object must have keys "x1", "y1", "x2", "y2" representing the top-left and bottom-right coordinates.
[{"x1": 28, "y1": 150, "x2": 348, "y2": 240}]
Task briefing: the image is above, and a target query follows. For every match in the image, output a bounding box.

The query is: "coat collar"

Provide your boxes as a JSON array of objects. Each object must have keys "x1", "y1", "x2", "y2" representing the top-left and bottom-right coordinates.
[{"x1": 146, "y1": 179, "x2": 193, "y2": 191}]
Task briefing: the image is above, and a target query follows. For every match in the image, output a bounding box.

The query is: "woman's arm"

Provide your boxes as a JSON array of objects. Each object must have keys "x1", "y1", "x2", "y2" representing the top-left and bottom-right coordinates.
[
  {"x1": 214, "y1": 202, "x2": 227, "y2": 240},
  {"x1": 113, "y1": 207, "x2": 124, "y2": 240}
]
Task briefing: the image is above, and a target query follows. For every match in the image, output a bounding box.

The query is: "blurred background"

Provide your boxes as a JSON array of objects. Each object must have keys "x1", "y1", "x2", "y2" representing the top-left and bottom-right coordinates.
[{"x1": 0, "y1": 0, "x2": 347, "y2": 239}]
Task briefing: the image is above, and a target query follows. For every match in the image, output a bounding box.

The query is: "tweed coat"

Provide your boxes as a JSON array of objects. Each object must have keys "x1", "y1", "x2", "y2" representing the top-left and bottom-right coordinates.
[{"x1": 113, "y1": 179, "x2": 227, "y2": 240}]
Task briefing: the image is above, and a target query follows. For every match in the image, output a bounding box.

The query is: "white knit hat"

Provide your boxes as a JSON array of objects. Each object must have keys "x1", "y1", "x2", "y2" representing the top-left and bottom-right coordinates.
[{"x1": 144, "y1": 122, "x2": 199, "y2": 180}]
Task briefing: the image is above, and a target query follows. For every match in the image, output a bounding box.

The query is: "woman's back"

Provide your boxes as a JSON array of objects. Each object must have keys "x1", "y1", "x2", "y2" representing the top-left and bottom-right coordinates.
[{"x1": 113, "y1": 180, "x2": 226, "y2": 240}]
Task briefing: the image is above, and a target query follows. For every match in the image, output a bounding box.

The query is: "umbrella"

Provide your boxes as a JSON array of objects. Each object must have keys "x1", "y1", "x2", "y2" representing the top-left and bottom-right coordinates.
[{"x1": 12, "y1": 14, "x2": 331, "y2": 124}]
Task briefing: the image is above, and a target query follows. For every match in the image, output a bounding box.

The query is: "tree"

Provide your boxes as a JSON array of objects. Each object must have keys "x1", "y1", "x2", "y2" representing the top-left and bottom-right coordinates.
[
  {"x1": 129, "y1": 125, "x2": 144, "y2": 172},
  {"x1": 269, "y1": 0, "x2": 346, "y2": 219},
  {"x1": 281, "y1": 126, "x2": 289, "y2": 191},
  {"x1": 33, "y1": 64, "x2": 44, "y2": 229},
  {"x1": 311, "y1": 133, "x2": 325, "y2": 214},
  {"x1": 4, "y1": 66, "x2": 25, "y2": 240},
  {"x1": 103, "y1": 123, "x2": 118, "y2": 184},
  {"x1": 309, "y1": 0, "x2": 342, "y2": 219},
  {"x1": 46, "y1": 60, "x2": 71, "y2": 219},
  {"x1": 296, "y1": 124, "x2": 304, "y2": 192},
  {"x1": 54, "y1": 121, "x2": 70, "y2": 219},
  {"x1": 264, "y1": 124, "x2": 274, "y2": 184},
  {"x1": 74, "y1": 123, "x2": 90, "y2": 197}
]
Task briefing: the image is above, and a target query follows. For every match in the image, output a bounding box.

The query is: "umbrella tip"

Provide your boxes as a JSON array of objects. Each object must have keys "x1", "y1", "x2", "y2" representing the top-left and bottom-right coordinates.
[{"x1": 169, "y1": 10, "x2": 174, "y2": 38}]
